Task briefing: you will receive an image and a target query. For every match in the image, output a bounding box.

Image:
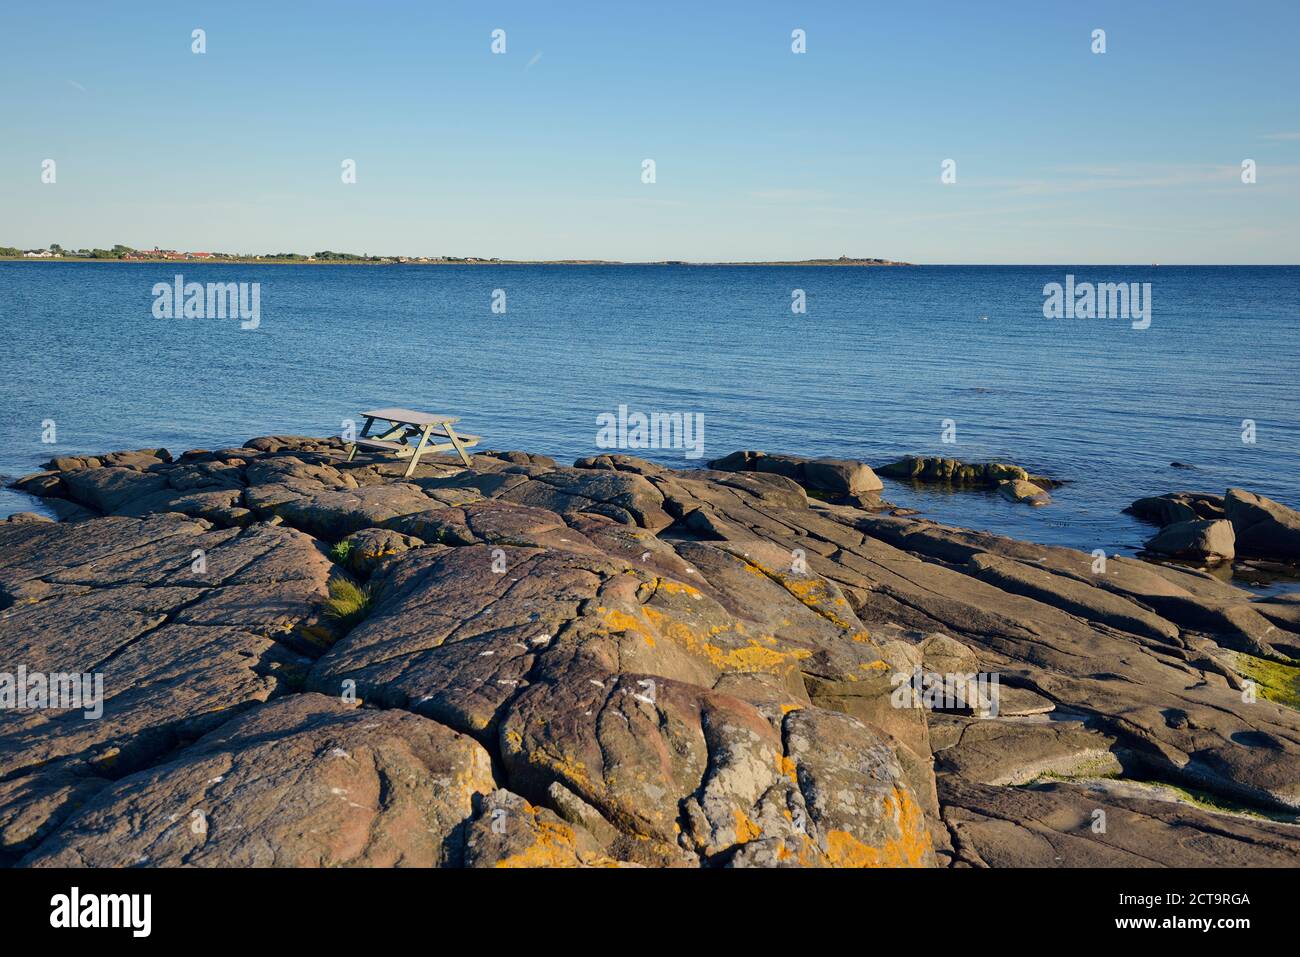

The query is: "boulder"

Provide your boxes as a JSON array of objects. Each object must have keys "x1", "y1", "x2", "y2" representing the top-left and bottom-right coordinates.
[
  {"x1": 705, "y1": 450, "x2": 882, "y2": 498},
  {"x1": 997, "y1": 479, "x2": 1051, "y2": 506},
  {"x1": 1224, "y1": 488, "x2": 1300, "y2": 561},
  {"x1": 803, "y1": 458, "x2": 883, "y2": 496},
  {"x1": 1145, "y1": 518, "x2": 1236, "y2": 563},
  {"x1": 1126, "y1": 492, "x2": 1225, "y2": 526},
  {"x1": 333, "y1": 526, "x2": 424, "y2": 577}
]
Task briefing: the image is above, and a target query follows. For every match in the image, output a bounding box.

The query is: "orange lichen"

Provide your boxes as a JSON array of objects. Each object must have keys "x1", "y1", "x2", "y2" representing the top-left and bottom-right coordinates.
[
  {"x1": 701, "y1": 640, "x2": 811, "y2": 672},
  {"x1": 652, "y1": 577, "x2": 703, "y2": 598},
  {"x1": 491, "y1": 802, "x2": 623, "y2": 868},
  {"x1": 822, "y1": 788, "x2": 932, "y2": 868},
  {"x1": 732, "y1": 809, "x2": 763, "y2": 844},
  {"x1": 775, "y1": 753, "x2": 799, "y2": 784},
  {"x1": 740, "y1": 559, "x2": 864, "y2": 633},
  {"x1": 527, "y1": 747, "x2": 594, "y2": 791}
]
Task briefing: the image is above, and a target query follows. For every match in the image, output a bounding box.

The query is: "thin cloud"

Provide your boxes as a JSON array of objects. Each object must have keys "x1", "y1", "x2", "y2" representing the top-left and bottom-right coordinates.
[
  {"x1": 66, "y1": 79, "x2": 86, "y2": 92},
  {"x1": 525, "y1": 52, "x2": 542, "y2": 70},
  {"x1": 1262, "y1": 131, "x2": 1300, "y2": 141},
  {"x1": 981, "y1": 164, "x2": 1300, "y2": 196},
  {"x1": 749, "y1": 189, "x2": 832, "y2": 202}
]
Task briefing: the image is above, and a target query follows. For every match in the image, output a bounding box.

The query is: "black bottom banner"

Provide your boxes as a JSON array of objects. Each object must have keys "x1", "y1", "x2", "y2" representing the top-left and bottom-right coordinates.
[{"x1": 0, "y1": 866, "x2": 1279, "y2": 944}]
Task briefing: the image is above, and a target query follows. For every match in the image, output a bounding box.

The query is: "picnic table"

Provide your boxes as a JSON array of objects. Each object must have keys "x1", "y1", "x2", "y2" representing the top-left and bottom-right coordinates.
[{"x1": 344, "y1": 407, "x2": 480, "y2": 476}]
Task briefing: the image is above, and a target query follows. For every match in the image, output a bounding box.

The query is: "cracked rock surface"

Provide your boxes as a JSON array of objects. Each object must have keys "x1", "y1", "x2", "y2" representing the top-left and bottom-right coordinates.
[{"x1": 4, "y1": 437, "x2": 1299, "y2": 867}]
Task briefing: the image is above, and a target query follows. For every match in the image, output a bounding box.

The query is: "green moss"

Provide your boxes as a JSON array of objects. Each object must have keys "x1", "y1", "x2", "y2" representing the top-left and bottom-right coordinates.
[
  {"x1": 323, "y1": 578, "x2": 372, "y2": 630},
  {"x1": 1235, "y1": 652, "x2": 1300, "y2": 711},
  {"x1": 1137, "y1": 781, "x2": 1300, "y2": 823},
  {"x1": 327, "y1": 540, "x2": 353, "y2": 565},
  {"x1": 1026, "y1": 762, "x2": 1123, "y2": 786}
]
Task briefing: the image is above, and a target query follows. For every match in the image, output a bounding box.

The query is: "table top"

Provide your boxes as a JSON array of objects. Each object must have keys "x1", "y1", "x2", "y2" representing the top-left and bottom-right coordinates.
[{"x1": 361, "y1": 408, "x2": 460, "y2": 426}]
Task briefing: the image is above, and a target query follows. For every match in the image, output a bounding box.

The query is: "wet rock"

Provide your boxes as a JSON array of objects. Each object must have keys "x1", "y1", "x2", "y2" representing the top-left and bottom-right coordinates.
[
  {"x1": 876, "y1": 456, "x2": 1050, "y2": 487},
  {"x1": 997, "y1": 479, "x2": 1051, "y2": 506}
]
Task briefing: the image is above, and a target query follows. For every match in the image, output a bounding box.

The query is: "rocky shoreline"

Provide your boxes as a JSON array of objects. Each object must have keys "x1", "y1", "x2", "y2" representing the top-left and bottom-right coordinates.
[{"x1": 3, "y1": 437, "x2": 1300, "y2": 867}]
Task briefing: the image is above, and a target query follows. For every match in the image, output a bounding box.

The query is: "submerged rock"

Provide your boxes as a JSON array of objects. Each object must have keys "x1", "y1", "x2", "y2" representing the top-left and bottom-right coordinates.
[
  {"x1": 996, "y1": 478, "x2": 1052, "y2": 506},
  {"x1": 877, "y1": 455, "x2": 1054, "y2": 489}
]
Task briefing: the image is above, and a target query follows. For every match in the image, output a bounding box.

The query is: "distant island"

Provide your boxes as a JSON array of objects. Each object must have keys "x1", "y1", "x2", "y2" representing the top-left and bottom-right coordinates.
[{"x1": 0, "y1": 245, "x2": 910, "y2": 267}]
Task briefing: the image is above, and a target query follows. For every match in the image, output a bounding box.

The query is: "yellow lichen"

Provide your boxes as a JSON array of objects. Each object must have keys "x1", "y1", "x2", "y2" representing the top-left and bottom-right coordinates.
[
  {"x1": 491, "y1": 802, "x2": 623, "y2": 868},
  {"x1": 775, "y1": 753, "x2": 799, "y2": 784},
  {"x1": 732, "y1": 809, "x2": 762, "y2": 844},
  {"x1": 823, "y1": 787, "x2": 932, "y2": 868},
  {"x1": 652, "y1": 577, "x2": 703, "y2": 598}
]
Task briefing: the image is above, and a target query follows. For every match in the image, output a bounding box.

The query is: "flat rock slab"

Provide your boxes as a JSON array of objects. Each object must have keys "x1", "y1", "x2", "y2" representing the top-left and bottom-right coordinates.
[
  {"x1": 941, "y1": 776, "x2": 1300, "y2": 867},
  {"x1": 0, "y1": 515, "x2": 334, "y2": 860},
  {"x1": 23, "y1": 694, "x2": 495, "y2": 867}
]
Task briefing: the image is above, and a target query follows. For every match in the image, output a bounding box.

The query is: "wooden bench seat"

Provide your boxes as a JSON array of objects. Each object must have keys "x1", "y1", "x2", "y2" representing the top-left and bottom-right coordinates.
[{"x1": 351, "y1": 438, "x2": 407, "y2": 452}]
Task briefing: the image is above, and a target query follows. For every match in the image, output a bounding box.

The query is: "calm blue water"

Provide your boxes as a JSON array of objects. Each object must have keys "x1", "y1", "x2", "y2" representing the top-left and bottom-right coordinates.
[{"x1": 1, "y1": 262, "x2": 1297, "y2": 565}]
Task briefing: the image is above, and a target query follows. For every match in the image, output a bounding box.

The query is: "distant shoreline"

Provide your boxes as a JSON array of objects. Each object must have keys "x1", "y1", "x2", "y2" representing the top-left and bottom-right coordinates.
[{"x1": 0, "y1": 256, "x2": 912, "y2": 267}]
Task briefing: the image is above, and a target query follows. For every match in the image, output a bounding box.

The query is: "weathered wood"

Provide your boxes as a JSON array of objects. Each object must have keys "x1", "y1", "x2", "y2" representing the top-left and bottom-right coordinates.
[
  {"x1": 353, "y1": 438, "x2": 410, "y2": 454},
  {"x1": 440, "y1": 422, "x2": 474, "y2": 467},
  {"x1": 361, "y1": 408, "x2": 459, "y2": 427},
  {"x1": 403, "y1": 424, "x2": 434, "y2": 478}
]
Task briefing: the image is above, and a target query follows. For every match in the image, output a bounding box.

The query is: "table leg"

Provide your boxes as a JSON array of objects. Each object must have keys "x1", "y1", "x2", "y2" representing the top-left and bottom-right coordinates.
[
  {"x1": 346, "y1": 416, "x2": 375, "y2": 462},
  {"x1": 404, "y1": 424, "x2": 433, "y2": 478},
  {"x1": 443, "y1": 422, "x2": 473, "y2": 467}
]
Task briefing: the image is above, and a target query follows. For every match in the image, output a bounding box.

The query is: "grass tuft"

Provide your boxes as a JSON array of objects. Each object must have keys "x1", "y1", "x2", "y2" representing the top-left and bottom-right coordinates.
[{"x1": 323, "y1": 578, "x2": 371, "y2": 630}]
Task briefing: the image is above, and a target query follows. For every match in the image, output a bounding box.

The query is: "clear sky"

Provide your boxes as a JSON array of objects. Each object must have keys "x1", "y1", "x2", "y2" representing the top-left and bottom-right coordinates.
[{"x1": 2, "y1": 0, "x2": 1297, "y2": 263}]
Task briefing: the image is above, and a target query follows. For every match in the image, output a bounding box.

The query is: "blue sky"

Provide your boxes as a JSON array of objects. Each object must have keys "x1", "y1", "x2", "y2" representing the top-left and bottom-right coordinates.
[{"x1": 1, "y1": 0, "x2": 1297, "y2": 263}]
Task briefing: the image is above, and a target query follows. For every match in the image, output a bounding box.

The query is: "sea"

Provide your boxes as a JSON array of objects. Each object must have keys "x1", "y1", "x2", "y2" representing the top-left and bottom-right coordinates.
[{"x1": 2, "y1": 262, "x2": 1296, "y2": 587}]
